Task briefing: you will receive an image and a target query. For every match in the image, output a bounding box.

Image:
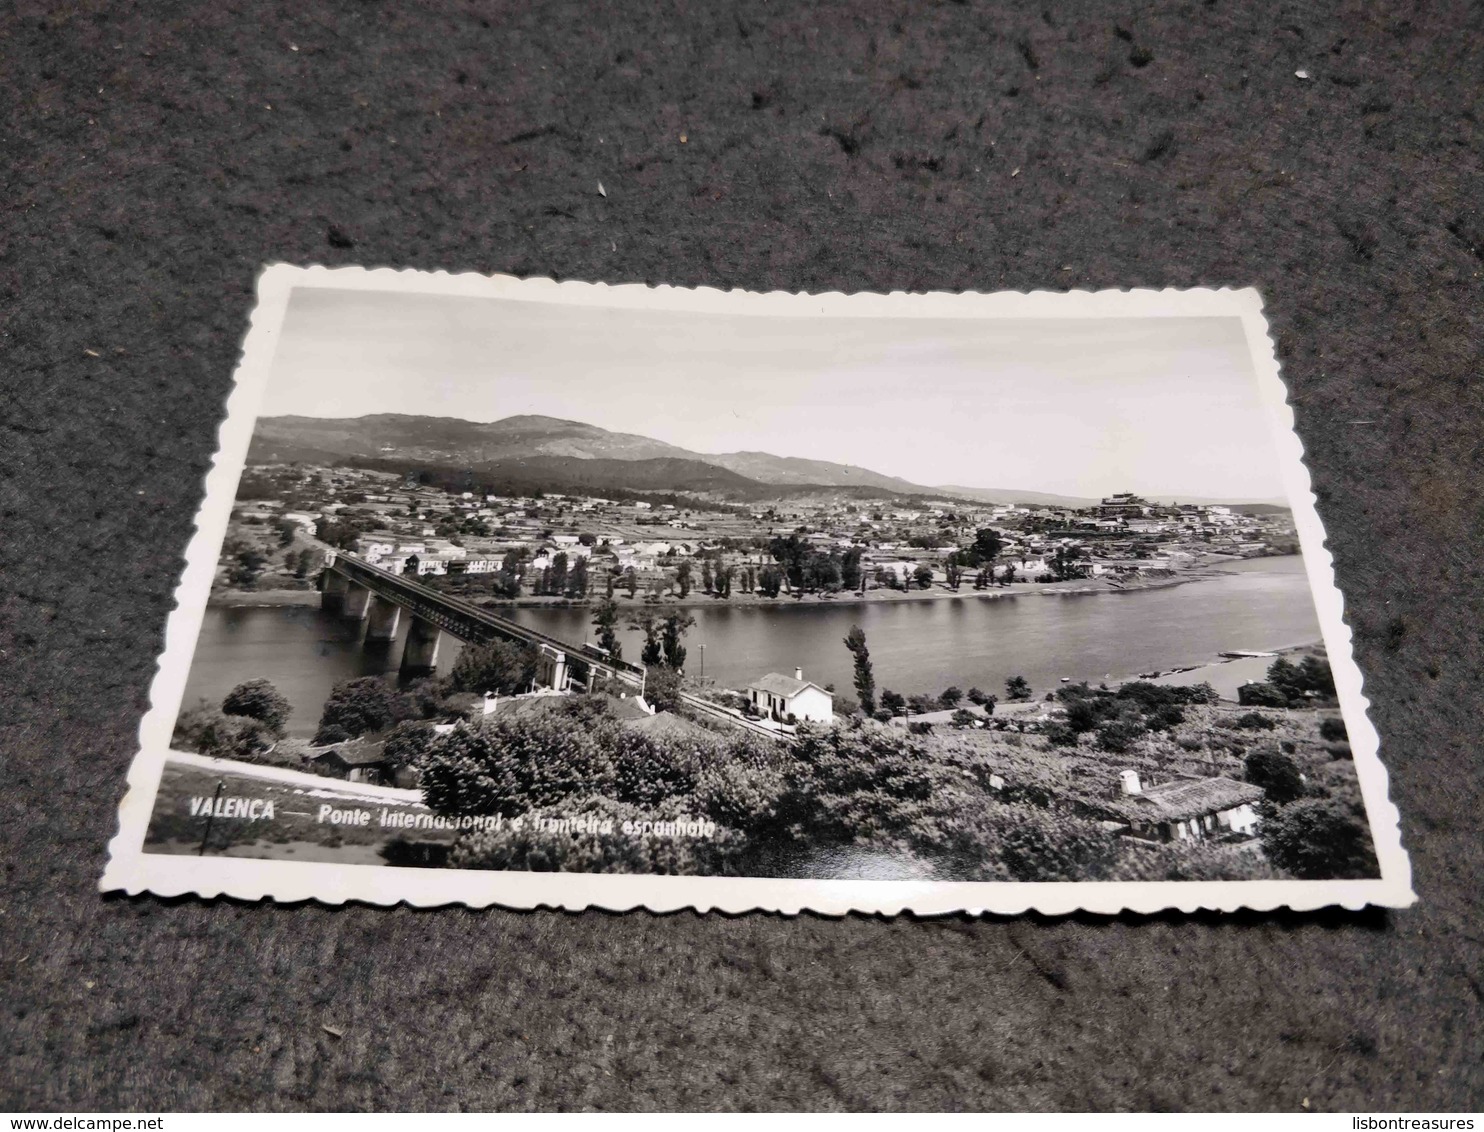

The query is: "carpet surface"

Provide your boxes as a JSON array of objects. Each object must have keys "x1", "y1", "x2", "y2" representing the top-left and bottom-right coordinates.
[{"x1": 2, "y1": 0, "x2": 1481, "y2": 1112}]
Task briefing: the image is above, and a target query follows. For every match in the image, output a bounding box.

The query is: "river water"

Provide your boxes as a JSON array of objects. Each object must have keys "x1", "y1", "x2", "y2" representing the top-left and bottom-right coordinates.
[{"x1": 181, "y1": 557, "x2": 1321, "y2": 737}]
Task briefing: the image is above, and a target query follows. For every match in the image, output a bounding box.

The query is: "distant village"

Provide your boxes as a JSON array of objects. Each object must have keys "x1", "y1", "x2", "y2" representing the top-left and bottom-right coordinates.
[{"x1": 226, "y1": 463, "x2": 1300, "y2": 605}]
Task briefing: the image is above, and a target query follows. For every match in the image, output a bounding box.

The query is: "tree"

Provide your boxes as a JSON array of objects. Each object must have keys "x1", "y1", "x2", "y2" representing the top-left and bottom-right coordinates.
[
  {"x1": 591, "y1": 598, "x2": 623, "y2": 662},
  {"x1": 880, "y1": 689, "x2": 907, "y2": 716},
  {"x1": 973, "y1": 568, "x2": 989, "y2": 590},
  {"x1": 221, "y1": 679, "x2": 291, "y2": 737},
  {"x1": 1005, "y1": 675, "x2": 1033, "y2": 701},
  {"x1": 912, "y1": 564, "x2": 934, "y2": 590},
  {"x1": 945, "y1": 561, "x2": 963, "y2": 590},
  {"x1": 276, "y1": 518, "x2": 298, "y2": 547},
  {"x1": 226, "y1": 544, "x2": 267, "y2": 589},
  {"x1": 757, "y1": 565, "x2": 783, "y2": 598},
  {"x1": 644, "y1": 663, "x2": 684, "y2": 713},
  {"x1": 675, "y1": 560, "x2": 693, "y2": 598},
  {"x1": 701, "y1": 559, "x2": 714, "y2": 594},
  {"x1": 629, "y1": 609, "x2": 663, "y2": 666},
  {"x1": 966, "y1": 687, "x2": 996, "y2": 710},
  {"x1": 623, "y1": 566, "x2": 639, "y2": 598},
  {"x1": 1238, "y1": 681, "x2": 1291, "y2": 708},
  {"x1": 1260, "y1": 797, "x2": 1378, "y2": 879},
  {"x1": 1000, "y1": 563, "x2": 1018, "y2": 585},
  {"x1": 566, "y1": 556, "x2": 588, "y2": 597},
  {"x1": 294, "y1": 548, "x2": 315, "y2": 578},
  {"x1": 661, "y1": 611, "x2": 695, "y2": 670},
  {"x1": 315, "y1": 677, "x2": 397, "y2": 743},
  {"x1": 970, "y1": 528, "x2": 1003, "y2": 564},
  {"x1": 173, "y1": 703, "x2": 271, "y2": 761},
  {"x1": 605, "y1": 570, "x2": 616, "y2": 598},
  {"x1": 448, "y1": 639, "x2": 540, "y2": 697},
  {"x1": 843, "y1": 625, "x2": 876, "y2": 715},
  {"x1": 1050, "y1": 545, "x2": 1088, "y2": 581},
  {"x1": 841, "y1": 548, "x2": 863, "y2": 591},
  {"x1": 1244, "y1": 747, "x2": 1305, "y2": 804}
]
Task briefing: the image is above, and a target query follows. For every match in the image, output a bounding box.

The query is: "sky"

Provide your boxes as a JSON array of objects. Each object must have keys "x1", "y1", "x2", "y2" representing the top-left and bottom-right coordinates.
[{"x1": 259, "y1": 286, "x2": 1286, "y2": 501}]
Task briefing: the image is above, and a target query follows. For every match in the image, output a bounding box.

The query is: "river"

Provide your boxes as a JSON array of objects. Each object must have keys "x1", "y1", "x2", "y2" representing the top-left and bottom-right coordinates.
[{"x1": 180, "y1": 557, "x2": 1322, "y2": 737}]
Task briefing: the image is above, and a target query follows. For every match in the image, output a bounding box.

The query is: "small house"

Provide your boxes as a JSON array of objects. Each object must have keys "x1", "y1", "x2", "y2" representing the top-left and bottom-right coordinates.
[
  {"x1": 1103, "y1": 770, "x2": 1262, "y2": 843},
  {"x1": 746, "y1": 667, "x2": 834, "y2": 725},
  {"x1": 308, "y1": 738, "x2": 391, "y2": 786}
]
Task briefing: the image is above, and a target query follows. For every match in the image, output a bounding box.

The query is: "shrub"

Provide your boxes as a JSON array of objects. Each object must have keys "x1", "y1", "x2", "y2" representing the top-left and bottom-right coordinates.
[
  {"x1": 1244, "y1": 747, "x2": 1304, "y2": 804},
  {"x1": 420, "y1": 715, "x2": 620, "y2": 818},
  {"x1": 995, "y1": 808, "x2": 1123, "y2": 882},
  {"x1": 382, "y1": 721, "x2": 437, "y2": 773},
  {"x1": 316, "y1": 676, "x2": 397, "y2": 742},
  {"x1": 1065, "y1": 699, "x2": 1104, "y2": 734},
  {"x1": 447, "y1": 639, "x2": 539, "y2": 696},
  {"x1": 871, "y1": 708, "x2": 894, "y2": 723},
  {"x1": 173, "y1": 703, "x2": 270, "y2": 761},
  {"x1": 221, "y1": 679, "x2": 291, "y2": 737},
  {"x1": 645, "y1": 664, "x2": 684, "y2": 713},
  {"x1": 907, "y1": 694, "x2": 940, "y2": 716},
  {"x1": 907, "y1": 721, "x2": 933, "y2": 735},
  {"x1": 879, "y1": 690, "x2": 906, "y2": 716},
  {"x1": 1095, "y1": 716, "x2": 1146, "y2": 753},
  {"x1": 1234, "y1": 712, "x2": 1277, "y2": 731},
  {"x1": 951, "y1": 708, "x2": 980, "y2": 728},
  {"x1": 940, "y1": 686, "x2": 964, "y2": 707},
  {"x1": 1238, "y1": 681, "x2": 1290, "y2": 708},
  {"x1": 1144, "y1": 703, "x2": 1185, "y2": 732},
  {"x1": 1260, "y1": 796, "x2": 1378, "y2": 879},
  {"x1": 1319, "y1": 717, "x2": 1349, "y2": 742},
  {"x1": 1044, "y1": 723, "x2": 1080, "y2": 748},
  {"x1": 1325, "y1": 741, "x2": 1353, "y2": 761}
]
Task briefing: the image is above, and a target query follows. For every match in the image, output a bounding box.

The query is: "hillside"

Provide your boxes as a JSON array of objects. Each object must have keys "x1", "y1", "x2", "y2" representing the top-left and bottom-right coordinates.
[{"x1": 245, "y1": 413, "x2": 1279, "y2": 508}]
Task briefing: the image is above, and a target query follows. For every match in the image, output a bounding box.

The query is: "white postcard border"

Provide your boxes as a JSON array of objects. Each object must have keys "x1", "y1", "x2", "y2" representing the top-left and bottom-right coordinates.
[{"x1": 101, "y1": 265, "x2": 1415, "y2": 915}]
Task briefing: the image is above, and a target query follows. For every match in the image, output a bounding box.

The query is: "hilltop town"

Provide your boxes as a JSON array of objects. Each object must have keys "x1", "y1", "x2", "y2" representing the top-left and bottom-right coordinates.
[{"x1": 220, "y1": 462, "x2": 1299, "y2": 607}]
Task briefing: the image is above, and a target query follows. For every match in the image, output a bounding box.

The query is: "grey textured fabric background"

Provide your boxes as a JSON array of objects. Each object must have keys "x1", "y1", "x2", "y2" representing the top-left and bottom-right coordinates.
[{"x1": 3, "y1": 0, "x2": 1481, "y2": 1112}]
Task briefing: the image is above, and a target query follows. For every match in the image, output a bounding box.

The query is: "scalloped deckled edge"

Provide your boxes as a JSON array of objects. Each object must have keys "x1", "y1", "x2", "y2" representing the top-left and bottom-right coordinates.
[{"x1": 100, "y1": 266, "x2": 1416, "y2": 916}]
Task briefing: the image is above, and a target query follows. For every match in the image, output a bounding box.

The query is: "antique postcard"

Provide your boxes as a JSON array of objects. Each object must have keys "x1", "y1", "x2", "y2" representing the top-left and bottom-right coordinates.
[{"x1": 102, "y1": 267, "x2": 1414, "y2": 914}]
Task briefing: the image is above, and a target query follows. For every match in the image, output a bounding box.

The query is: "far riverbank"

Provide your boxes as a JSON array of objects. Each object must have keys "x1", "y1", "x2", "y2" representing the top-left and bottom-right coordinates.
[{"x1": 210, "y1": 564, "x2": 1240, "y2": 612}]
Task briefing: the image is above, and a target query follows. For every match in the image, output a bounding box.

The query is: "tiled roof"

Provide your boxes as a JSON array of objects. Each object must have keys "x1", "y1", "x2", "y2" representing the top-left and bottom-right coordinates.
[
  {"x1": 1107, "y1": 776, "x2": 1263, "y2": 822},
  {"x1": 747, "y1": 673, "x2": 831, "y2": 698},
  {"x1": 314, "y1": 738, "x2": 389, "y2": 767}
]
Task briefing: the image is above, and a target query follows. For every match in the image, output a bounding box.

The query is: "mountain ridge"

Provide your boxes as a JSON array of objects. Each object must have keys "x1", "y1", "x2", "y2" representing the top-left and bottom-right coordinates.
[{"x1": 247, "y1": 413, "x2": 1287, "y2": 509}]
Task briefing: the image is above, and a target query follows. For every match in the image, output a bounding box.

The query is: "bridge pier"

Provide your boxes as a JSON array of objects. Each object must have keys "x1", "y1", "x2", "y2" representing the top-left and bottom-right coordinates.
[
  {"x1": 536, "y1": 646, "x2": 569, "y2": 692},
  {"x1": 400, "y1": 616, "x2": 442, "y2": 676},
  {"x1": 343, "y1": 582, "x2": 373, "y2": 621},
  {"x1": 319, "y1": 570, "x2": 348, "y2": 613},
  {"x1": 365, "y1": 595, "x2": 402, "y2": 643}
]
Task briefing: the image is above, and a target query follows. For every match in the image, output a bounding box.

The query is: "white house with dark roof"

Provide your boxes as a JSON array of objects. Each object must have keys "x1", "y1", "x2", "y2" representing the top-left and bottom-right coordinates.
[{"x1": 746, "y1": 667, "x2": 834, "y2": 724}]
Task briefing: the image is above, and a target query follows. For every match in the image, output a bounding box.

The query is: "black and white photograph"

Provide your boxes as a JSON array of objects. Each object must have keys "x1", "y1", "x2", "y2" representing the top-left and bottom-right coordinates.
[{"x1": 103, "y1": 268, "x2": 1411, "y2": 914}]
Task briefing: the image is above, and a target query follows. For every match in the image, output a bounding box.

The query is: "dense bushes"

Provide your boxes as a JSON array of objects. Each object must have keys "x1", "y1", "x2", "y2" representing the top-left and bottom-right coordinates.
[
  {"x1": 221, "y1": 679, "x2": 291, "y2": 736},
  {"x1": 1234, "y1": 712, "x2": 1277, "y2": 731},
  {"x1": 1319, "y1": 717, "x2": 1349, "y2": 742},
  {"x1": 1241, "y1": 656, "x2": 1337, "y2": 708},
  {"x1": 447, "y1": 639, "x2": 538, "y2": 696},
  {"x1": 1260, "y1": 796, "x2": 1377, "y2": 879},
  {"x1": 173, "y1": 679, "x2": 296, "y2": 765},
  {"x1": 1244, "y1": 747, "x2": 1305, "y2": 804}
]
